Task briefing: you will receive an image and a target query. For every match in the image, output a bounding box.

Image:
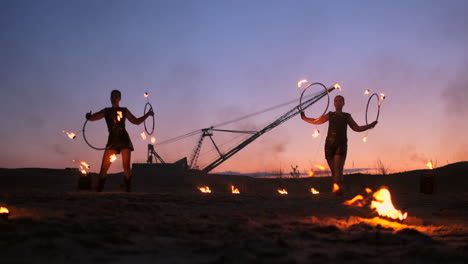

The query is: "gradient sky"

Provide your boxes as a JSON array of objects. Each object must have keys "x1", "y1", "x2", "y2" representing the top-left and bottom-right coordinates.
[{"x1": 1, "y1": 0, "x2": 467, "y2": 174}]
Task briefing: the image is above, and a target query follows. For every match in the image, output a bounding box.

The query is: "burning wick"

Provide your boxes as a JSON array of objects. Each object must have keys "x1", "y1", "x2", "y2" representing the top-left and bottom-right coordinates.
[
  {"x1": 140, "y1": 132, "x2": 147, "y2": 140},
  {"x1": 109, "y1": 154, "x2": 117, "y2": 163},
  {"x1": 333, "y1": 83, "x2": 342, "y2": 90},
  {"x1": 364, "y1": 89, "x2": 370, "y2": 95},
  {"x1": 308, "y1": 170, "x2": 315, "y2": 177},
  {"x1": 80, "y1": 161, "x2": 90, "y2": 169},
  {"x1": 310, "y1": 188, "x2": 320, "y2": 194},
  {"x1": 144, "y1": 92, "x2": 149, "y2": 98},
  {"x1": 198, "y1": 186, "x2": 211, "y2": 193},
  {"x1": 426, "y1": 161, "x2": 434, "y2": 170},
  {"x1": 63, "y1": 131, "x2": 76, "y2": 139},
  {"x1": 312, "y1": 129, "x2": 320, "y2": 138},
  {"x1": 332, "y1": 183, "x2": 340, "y2": 193},
  {"x1": 297, "y1": 79, "x2": 308, "y2": 88},
  {"x1": 150, "y1": 136, "x2": 156, "y2": 144},
  {"x1": 380, "y1": 93, "x2": 386, "y2": 101},
  {"x1": 116, "y1": 111, "x2": 123, "y2": 122},
  {"x1": 231, "y1": 185, "x2": 240, "y2": 194},
  {"x1": 277, "y1": 189, "x2": 288, "y2": 195},
  {"x1": 362, "y1": 136, "x2": 368, "y2": 143}
]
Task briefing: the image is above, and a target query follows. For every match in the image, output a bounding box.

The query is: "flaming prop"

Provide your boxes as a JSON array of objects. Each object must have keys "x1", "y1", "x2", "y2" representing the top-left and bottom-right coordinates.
[
  {"x1": 116, "y1": 111, "x2": 123, "y2": 122},
  {"x1": 277, "y1": 189, "x2": 288, "y2": 195},
  {"x1": 140, "y1": 132, "x2": 147, "y2": 140},
  {"x1": 308, "y1": 170, "x2": 315, "y2": 177},
  {"x1": 380, "y1": 93, "x2": 386, "y2": 101},
  {"x1": 364, "y1": 89, "x2": 370, "y2": 95},
  {"x1": 362, "y1": 136, "x2": 368, "y2": 142},
  {"x1": 310, "y1": 188, "x2": 319, "y2": 194},
  {"x1": 231, "y1": 185, "x2": 240, "y2": 194},
  {"x1": 333, "y1": 83, "x2": 342, "y2": 90},
  {"x1": 198, "y1": 186, "x2": 212, "y2": 193},
  {"x1": 150, "y1": 136, "x2": 156, "y2": 144},
  {"x1": 63, "y1": 130, "x2": 77, "y2": 139},
  {"x1": 144, "y1": 92, "x2": 149, "y2": 98},
  {"x1": 312, "y1": 129, "x2": 320, "y2": 138},
  {"x1": 297, "y1": 79, "x2": 308, "y2": 88},
  {"x1": 109, "y1": 154, "x2": 117, "y2": 163},
  {"x1": 314, "y1": 164, "x2": 326, "y2": 171}
]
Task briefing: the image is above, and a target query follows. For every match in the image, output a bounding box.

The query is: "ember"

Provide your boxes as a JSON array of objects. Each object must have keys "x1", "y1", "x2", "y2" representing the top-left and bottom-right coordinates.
[{"x1": 364, "y1": 89, "x2": 370, "y2": 95}]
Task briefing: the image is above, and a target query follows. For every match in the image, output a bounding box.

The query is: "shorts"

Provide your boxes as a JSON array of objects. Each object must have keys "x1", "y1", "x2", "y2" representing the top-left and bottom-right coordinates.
[
  {"x1": 325, "y1": 137, "x2": 347, "y2": 161},
  {"x1": 106, "y1": 130, "x2": 134, "y2": 153}
]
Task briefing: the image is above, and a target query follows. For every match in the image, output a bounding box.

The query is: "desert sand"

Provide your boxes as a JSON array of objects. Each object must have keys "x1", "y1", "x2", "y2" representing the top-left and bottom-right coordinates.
[{"x1": 0, "y1": 162, "x2": 467, "y2": 263}]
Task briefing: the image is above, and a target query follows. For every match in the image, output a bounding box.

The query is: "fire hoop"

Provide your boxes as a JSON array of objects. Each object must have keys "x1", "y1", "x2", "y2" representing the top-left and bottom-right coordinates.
[
  {"x1": 299, "y1": 82, "x2": 330, "y2": 120},
  {"x1": 82, "y1": 119, "x2": 107, "y2": 150},
  {"x1": 144, "y1": 102, "x2": 155, "y2": 135},
  {"x1": 365, "y1": 93, "x2": 381, "y2": 125}
]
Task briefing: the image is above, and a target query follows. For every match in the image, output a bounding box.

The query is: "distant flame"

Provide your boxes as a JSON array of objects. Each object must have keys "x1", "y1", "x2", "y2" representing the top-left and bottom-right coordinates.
[
  {"x1": 297, "y1": 79, "x2": 308, "y2": 88},
  {"x1": 333, "y1": 83, "x2": 342, "y2": 90},
  {"x1": 362, "y1": 136, "x2": 368, "y2": 143},
  {"x1": 314, "y1": 164, "x2": 326, "y2": 171},
  {"x1": 109, "y1": 154, "x2": 117, "y2": 163},
  {"x1": 116, "y1": 111, "x2": 123, "y2": 122},
  {"x1": 63, "y1": 131, "x2": 76, "y2": 139},
  {"x1": 79, "y1": 166, "x2": 87, "y2": 175},
  {"x1": 365, "y1": 188, "x2": 372, "y2": 194},
  {"x1": 0, "y1": 207, "x2": 9, "y2": 214},
  {"x1": 343, "y1": 195, "x2": 365, "y2": 206},
  {"x1": 150, "y1": 137, "x2": 156, "y2": 144},
  {"x1": 332, "y1": 183, "x2": 340, "y2": 192},
  {"x1": 380, "y1": 93, "x2": 386, "y2": 101},
  {"x1": 308, "y1": 170, "x2": 315, "y2": 177},
  {"x1": 426, "y1": 161, "x2": 433, "y2": 170},
  {"x1": 371, "y1": 188, "x2": 407, "y2": 221},
  {"x1": 277, "y1": 189, "x2": 288, "y2": 195},
  {"x1": 312, "y1": 129, "x2": 320, "y2": 138},
  {"x1": 310, "y1": 188, "x2": 319, "y2": 194},
  {"x1": 231, "y1": 185, "x2": 240, "y2": 194},
  {"x1": 140, "y1": 132, "x2": 147, "y2": 140},
  {"x1": 144, "y1": 92, "x2": 149, "y2": 98},
  {"x1": 80, "y1": 161, "x2": 90, "y2": 169},
  {"x1": 198, "y1": 186, "x2": 211, "y2": 193},
  {"x1": 364, "y1": 89, "x2": 370, "y2": 95}
]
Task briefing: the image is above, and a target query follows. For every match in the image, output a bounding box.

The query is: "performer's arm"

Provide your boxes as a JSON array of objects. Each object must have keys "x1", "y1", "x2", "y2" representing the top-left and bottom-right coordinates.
[
  {"x1": 127, "y1": 108, "x2": 154, "y2": 125},
  {"x1": 348, "y1": 115, "x2": 377, "y2": 132},
  {"x1": 86, "y1": 109, "x2": 105, "y2": 121},
  {"x1": 301, "y1": 112, "x2": 329, "y2": 125}
]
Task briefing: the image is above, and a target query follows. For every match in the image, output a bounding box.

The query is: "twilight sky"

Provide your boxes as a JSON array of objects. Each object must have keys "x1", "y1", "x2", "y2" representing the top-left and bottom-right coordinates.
[{"x1": 1, "y1": 0, "x2": 467, "y2": 174}]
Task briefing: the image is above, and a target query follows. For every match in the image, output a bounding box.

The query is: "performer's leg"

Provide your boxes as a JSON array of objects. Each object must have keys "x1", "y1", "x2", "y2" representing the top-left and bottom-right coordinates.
[
  {"x1": 121, "y1": 149, "x2": 132, "y2": 192},
  {"x1": 97, "y1": 149, "x2": 117, "y2": 191}
]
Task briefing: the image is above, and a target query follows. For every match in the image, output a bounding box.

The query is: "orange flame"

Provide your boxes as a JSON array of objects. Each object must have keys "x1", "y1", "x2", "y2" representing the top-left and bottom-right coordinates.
[
  {"x1": 80, "y1": 161, "x2": 90, "y2": 169},
  {"x1": 362, "y1": 136, "x2": 368, "y2": 143},
  {"x1": 333, "y1": 83, "x2": 342, "y2": 90},
  {"x1": 426, "y1": 161, "x2": 433, "y2": 170},
  {"x1": 109, "y1": 154, "x2": 117, "y2": 163},
  {"x1": 198, "y1": 186, "x2": 211, "y2": 193},
  {"x1": 0, "y1": 207, "x2": 9, "y2": 214},
  {"x1": 371, "y1": 188, "x2": 407, "y2": 221},
  {"x1": 144, "y1": 92, "x2": 149, "y2": 98},
  {"x1": 150, "y1": 137, "x2": 156, "y2": 144},
  {"x1": 343, "y1": 195, "x2": 365, "y2": 206},
  {"x1": 312, "y1": 129, "x2": 320, "y2": 138},
  {"x1": 297, "y1": 79, "x2": 308, "y2": 88},
  {"x1": 380, "y1": 93, "x2": 386, "y2": 101},
  {"x1": 140, "y1": 132, "x2": 147, "y2": 140},
  {"x1": 365, "y1": 188, "x2": 373, "y2": 194},
  {"x1": 231, "y1": 185, "x2": 240, "y2": 194},
  {"x1": 364, "y1": 89, "x2": 370, "y2": 95},
  {"x1": 63, "y1": 131, "x2": 77, "y2": 139},
  {"x1": 310, "y1": 188, "x2": 319, "y2": 194},
  {"x1": 277, "y1": 189, "x2": 288, "y2": 195},
  {"x1": 314, "y1": 164, "x2": 326, "y2": 171},
  {"x1": 116, "y1": 111, "x2": 123, "y2": 122},
  {"x1": 308, "y1": 170, "x2": 315, "y2": 177},
  {"x1": 332, "y1": 183, "x2": 340, "y2": 192}
]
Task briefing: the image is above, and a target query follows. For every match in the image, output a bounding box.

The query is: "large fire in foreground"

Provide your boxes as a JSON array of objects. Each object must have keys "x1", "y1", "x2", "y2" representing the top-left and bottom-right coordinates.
[{"x1": 344, "y1": 187, "x2": 407, "y2": 221}]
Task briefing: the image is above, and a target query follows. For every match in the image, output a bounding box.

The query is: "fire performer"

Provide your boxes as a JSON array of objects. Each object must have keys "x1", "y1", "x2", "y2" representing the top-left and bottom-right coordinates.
[
  {"x1": 85, "y1": 90, "x2": 154, "y2": 192},
  {"x1": 300, "y1": 95, "x2": 377, "y2": 196}
]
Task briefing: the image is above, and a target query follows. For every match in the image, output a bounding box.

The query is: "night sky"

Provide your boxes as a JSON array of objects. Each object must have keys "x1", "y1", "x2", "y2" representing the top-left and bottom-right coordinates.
[{"x1": 1, "y1": 0, "x2": 467, "y2": 174}]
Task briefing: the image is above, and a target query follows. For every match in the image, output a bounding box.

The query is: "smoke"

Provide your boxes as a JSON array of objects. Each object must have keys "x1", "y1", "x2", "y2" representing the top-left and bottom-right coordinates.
[{"x1": 441, "y1": 67, "x2": 468, "y2": 115}]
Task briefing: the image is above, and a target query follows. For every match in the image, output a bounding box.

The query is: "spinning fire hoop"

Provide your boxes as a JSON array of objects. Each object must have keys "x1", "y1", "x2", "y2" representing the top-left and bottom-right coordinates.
[{"x1": 298, "y1": 82, "x2": 330, "y2": 120}]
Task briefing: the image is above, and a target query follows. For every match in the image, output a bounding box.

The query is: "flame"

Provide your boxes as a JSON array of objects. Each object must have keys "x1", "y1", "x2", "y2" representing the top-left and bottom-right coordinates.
[
  {"x1": 310, "y1": 188, "x2": 320, "y2": 194},
  {"x1": 364, "y1": 89, "x2": 370, "y2": 95},
  {"x1": 308, "y1": 170, "x2": 315, "y2": 177},
  {"x1": 116, "y1": 111, "x2": 123, "y2": 122},
  {"x1": 314, "y1": 164, "x2": 326, "y2": 171},
  {"x1": 343, "y1": 195, "x2": 365, "y2": 206},
  {"x1": 79, "y1": 167, "x2": 87, "y2": 175},
  {"x1": 332, "y1": 183, "x2": 340, "y2": 192},
  {"x1": 198, "y1": 186, "x2": 211, "y2": 193},
  {"x1": 297, "y1": 79, "x2": 308, "y2": 88},
  {"x1": 365, "y1": 188, "x2": 373, "y2": 194},
  {"x1": 312, "y1": 129, "x2": 320, "y2": 138},
  {"x1": 333, "y1": 83, "x2": 342, "y2": 90},
  {"x1": 63, "y1": 131, "x2": 76, "y2": 139},
  {"x1": 362, "y1": 136, "x2": 368, "y2": 143},
  {"x1": 426, "y1": 161, "x2": 433, "y2": 170},
  {"x1": 231, "y1": 185, "x2": 240, "y2": 194},
  {"x1": 371, "y1": 188, "x2": 407, "y2": 221},
  {"x1": 140, "y1": 132, "x2": 147, "y2": 140},
  {"x1": 0, "y1": 207, "x2": 9, "y2": 214},
  {"x1": 144, "y1": 92, "x2": 149, "y2": 98},
  {"x1": 380, "y1": 93, "x2": 386, "y2": 101},
  {"x1": 109, "y1": 154, "x2": 117, "y2": 163},
  {"x1": 277, "y1": 189, "x2": 288, "y2": 195},
  {"x1": 150, "y1": 137, "x2": 156, "y2": 144},
  {"x1": 80, "y1": 161, "x2": 90, "y2": 169}
]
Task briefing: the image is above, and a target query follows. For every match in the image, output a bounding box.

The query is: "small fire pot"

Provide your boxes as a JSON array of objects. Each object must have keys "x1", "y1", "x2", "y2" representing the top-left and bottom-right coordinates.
[{"x1": 420, "y1": 172, "x2": 435, "y2": 194}]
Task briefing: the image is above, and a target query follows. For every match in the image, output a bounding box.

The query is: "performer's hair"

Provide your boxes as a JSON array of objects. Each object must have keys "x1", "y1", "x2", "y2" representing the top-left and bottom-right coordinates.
[{"x1": 111, "y1": 90, "x2": 121, "y2": 98}]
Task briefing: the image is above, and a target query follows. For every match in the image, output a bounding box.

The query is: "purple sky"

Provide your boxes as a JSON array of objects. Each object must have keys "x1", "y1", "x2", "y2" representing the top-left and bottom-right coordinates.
[{"x1": 1, "y1": 0, "x2": 467, "y2": 174}]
